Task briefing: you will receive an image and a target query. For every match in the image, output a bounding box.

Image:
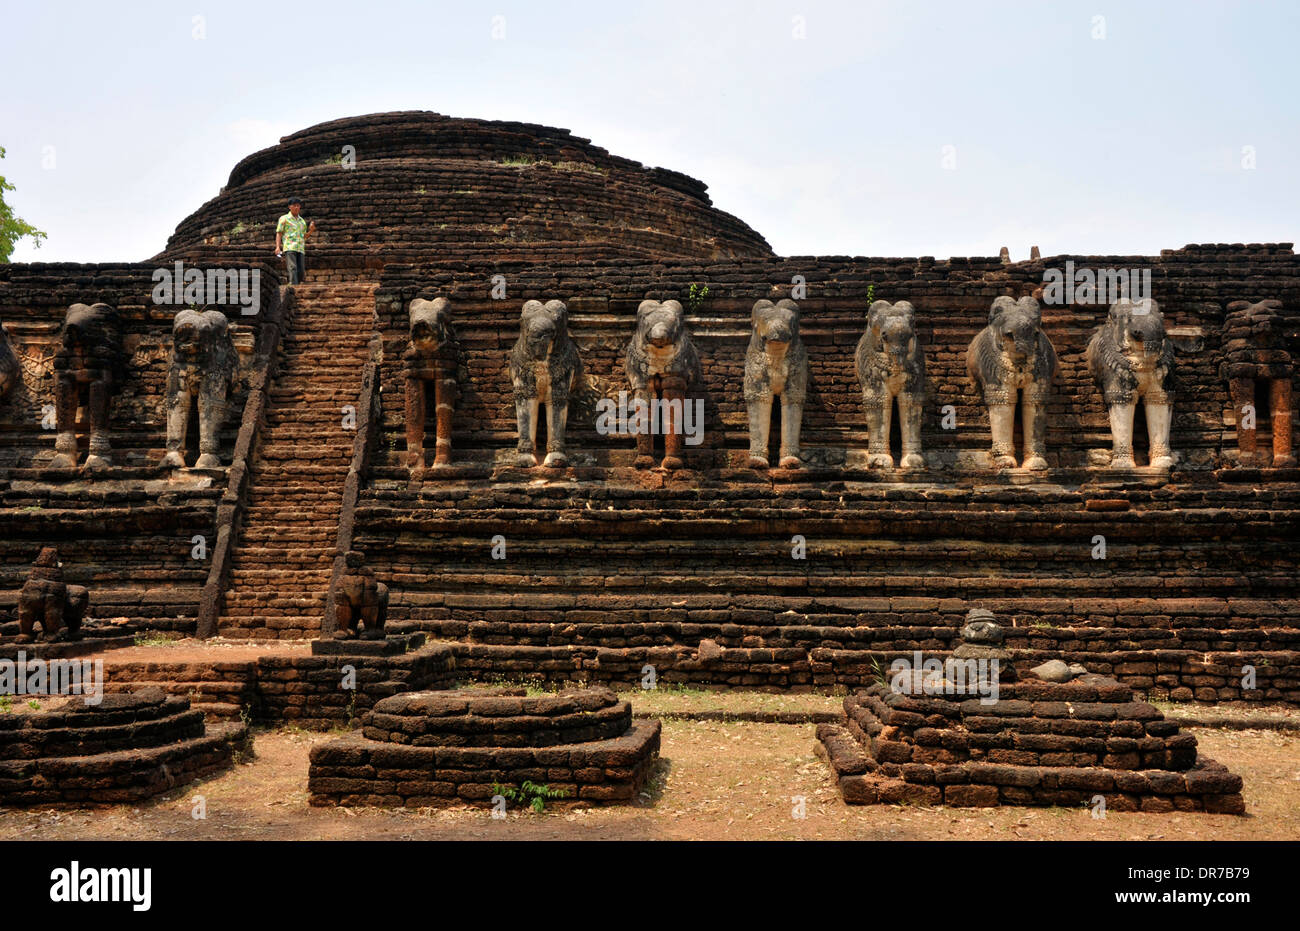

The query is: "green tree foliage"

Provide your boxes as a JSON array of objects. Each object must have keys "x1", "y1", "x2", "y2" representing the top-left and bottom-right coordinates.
[{"x1": 0, "y1": 147, "x2": 47, "y2": 262}]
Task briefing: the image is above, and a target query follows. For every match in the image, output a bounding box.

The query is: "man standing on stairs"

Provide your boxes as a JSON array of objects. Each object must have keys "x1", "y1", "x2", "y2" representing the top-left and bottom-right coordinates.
[{"x1": 274, "y1": 197, "x2": 315, "y2": 285}]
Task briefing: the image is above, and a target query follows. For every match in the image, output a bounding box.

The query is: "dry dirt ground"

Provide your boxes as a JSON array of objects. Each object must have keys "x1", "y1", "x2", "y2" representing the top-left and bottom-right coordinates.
[{"x1": 2, "y1": 689, "x2": 1298, "y2": 841}]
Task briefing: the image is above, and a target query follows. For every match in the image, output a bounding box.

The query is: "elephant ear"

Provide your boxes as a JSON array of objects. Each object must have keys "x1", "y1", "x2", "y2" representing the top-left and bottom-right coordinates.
[
  {"x1": 1088, "y1": 315, "x2": 1135, "y2": 392},
  {"x1": 988, "y1": 296, "x2": 1019, "y2": 325},
  {"x1": 751, "y1": 299, "x2": 774, "y2": 325}
]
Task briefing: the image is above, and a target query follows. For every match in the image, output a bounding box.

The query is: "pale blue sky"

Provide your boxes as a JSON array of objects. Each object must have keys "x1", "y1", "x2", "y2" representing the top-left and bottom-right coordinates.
[{"x1": 2, "y1": 0, "x2": 1296, "y2": 262}]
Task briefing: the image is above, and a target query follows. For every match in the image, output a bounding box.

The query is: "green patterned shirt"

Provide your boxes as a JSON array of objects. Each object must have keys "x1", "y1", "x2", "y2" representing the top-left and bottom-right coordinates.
[{"x1": 277, "y1": 213, "x2": 307, "y2": 253}]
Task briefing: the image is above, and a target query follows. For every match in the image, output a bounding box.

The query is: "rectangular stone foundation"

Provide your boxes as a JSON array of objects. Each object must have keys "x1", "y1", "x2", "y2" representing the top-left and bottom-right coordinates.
[
  {"x1": 307, "y1": 718, "x2": 661, "y2": 808},
  {"x1": 815, "y1": 683, "x2": 1246, "y2": 813}
]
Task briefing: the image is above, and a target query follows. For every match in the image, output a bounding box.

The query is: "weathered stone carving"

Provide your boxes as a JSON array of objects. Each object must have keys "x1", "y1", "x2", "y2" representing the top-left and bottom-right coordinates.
[
  {"x1": 967, "y1": 296, "x2": 1057, "y2": 470},
  {"x1": 624, "y1": 299, "x2": 702, "y2": 471},
  {"x1": 403, "y1": 297, "x2": 460, "y2": 475},
  {"x1": 509, "y1": 299, "x2": 583, "y2": 468},
  {"x1": 160, "y1": 309, "x2": 238, "y2": 469},
  {"x1": 855, "y1": 300, "x2": 926, "y2": 469},
  {"x1": 1222, "y1": 299, "x2": 1294, "y2": 468},
  {"x1": 332, "y1": 550, "x2": 389, "y2": 640},
  {"x1": 51, "y1": 303, "x2": 125, "y2": 471},
  {"x1": 744, "y1": 299, "x2": 808, "y2": 469},
  {"x1": 1086, "y1": 297, "x2": 1176, "y2": 469},
  {"x1": 0, "y1": 322, "x2": 19, "y2": 401},
  {"x1": 17, "y1": 548, "x2": 88, "y2": 642}
]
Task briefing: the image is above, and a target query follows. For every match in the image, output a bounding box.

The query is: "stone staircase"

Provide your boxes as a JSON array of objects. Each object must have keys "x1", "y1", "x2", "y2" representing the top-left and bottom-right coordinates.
[{"x1": 218, "y1": 281, "x2": 376, "y2": 639}]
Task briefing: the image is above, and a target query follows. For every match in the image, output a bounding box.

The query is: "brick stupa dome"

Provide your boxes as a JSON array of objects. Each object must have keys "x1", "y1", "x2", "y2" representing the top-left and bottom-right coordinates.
[{"x1": 160, "y1": 111, "x2": 773, "y2": 270}]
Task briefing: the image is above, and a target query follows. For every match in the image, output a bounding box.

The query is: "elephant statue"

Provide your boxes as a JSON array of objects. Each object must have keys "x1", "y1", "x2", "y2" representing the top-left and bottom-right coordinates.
[
  {"x1": 51, "y1": 303, "x2": 125, "y2": 471},
  {"x1": 403, "y1": 297, "x2": 461, "y2": 476},
  {"x1": 624, "y1": 299, "x2": 702, "y2": 471},
  {"x1": 509, "y1": 299, "x2": 583, "y2": 468},
  {"x1": 744, "y1": 298, "x2": 809, "y2": 469},
  {"x1": 161, "y1": 308, "x2": 238, "y2": 469},
  {"x1": 855, "y1": 299, "x2": 926, "y2": 470},
  {"x1": 17, "y1": 547, "x2": 88, "y2": 642},
  {"x1": 1086, "y1": 297, "x2": 1175, "y2": 469},
  {"x1": 332, "y1": 551, "x2": 388, "y2": 640},
  {"x1": 1221, "y1": 299, "x2": 1294, "y2": 468},
  {"x1": 966, "y1": 295, "x2": 1057, "y2": 471}
]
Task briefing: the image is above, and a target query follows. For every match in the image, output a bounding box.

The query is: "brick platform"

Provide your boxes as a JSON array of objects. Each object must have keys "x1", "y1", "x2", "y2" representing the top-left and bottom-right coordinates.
[
  {"x1": 0, "y1": 688, "x2": 248, "y2": 807},
  {"x1": 815, "y1": 678, "x2": 1245, "y2": 813},
  {"x1": 308, "y1": 686, "x2": 660, "y2": 807}
]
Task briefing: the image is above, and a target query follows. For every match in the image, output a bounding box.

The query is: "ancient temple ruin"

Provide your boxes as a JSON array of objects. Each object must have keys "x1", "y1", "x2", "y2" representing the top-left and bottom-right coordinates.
[{"x1": 0, "y1": 111, "x2": 1296, "y2": 809}]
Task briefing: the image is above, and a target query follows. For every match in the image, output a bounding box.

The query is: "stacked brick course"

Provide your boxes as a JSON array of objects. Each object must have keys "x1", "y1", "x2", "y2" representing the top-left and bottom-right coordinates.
[
  {"x1": 308, "y1": 685, "x2": 660, "y2": 807},
  {"x1": 816, "y1": 678, "x2": 1244, "y2": 812},
  {"x1": 0, "y1": 688, "x2": 247, "y2": 806}
]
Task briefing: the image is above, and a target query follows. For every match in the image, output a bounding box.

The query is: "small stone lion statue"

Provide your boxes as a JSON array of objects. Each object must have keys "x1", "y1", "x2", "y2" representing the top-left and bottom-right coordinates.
[
  {"x1": 161, "y1": 309, "x2": 238, "y2": 469},
  {"x1": 0, "y1": 322, "x2": 19, "y2": 401},
  {"x1": 624, "y1": 299, "x2": 702, "y2": 471},
  {"x1": 17, "y1": 547, "x2": 88, "y2": 642},
  {"x1": 403, "y1": 297, "x2": 461, "y2": 476},
  {"x1": 744, "y1": 298, "x2": 809, "y2": 469},
  {"x1": 1086, "y1": 297, "x2": 1176, "y2": 469},
  {"x1": 966, "y1": 295, "x2": 1057, "y2": 470},
  {"x1": 1221, "y1": 298, "x2": 1294, "y2": 468},
  {"x1": 332, "y1": 551, "x2": 388, "y2": 640},
  {"x1": 855, "y1": 299, "x2": 926, "y2": 470},
  {"x1": 51, "y1": 302, "x2": 126, "y2": 471},
  {"x1": 509, "y1": 299, "x2": 583, "y2": 468}
]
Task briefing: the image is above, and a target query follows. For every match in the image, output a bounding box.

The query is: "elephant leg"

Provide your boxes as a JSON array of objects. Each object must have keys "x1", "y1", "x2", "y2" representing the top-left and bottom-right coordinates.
[
  {"x1": 898, "y1": 393, "x2": 925, "y2": 470},
  {"x1": 434, "y1": 371, "x2": 455, "y2": 466},
  {"x1": 52, "y1": 375, "x2": 79, "y2": 469},
  {"x1": 633, "y1": 388, "x2": 655, "y2": 469},
  {"x1": 162, "y1": 386, "x2": 192, "y2": 468},
  {"x1": 1107, "y1": 401, "x2": 1137, "y2": 469},
  {"x1": 1144, "y1": 397, "x2": 1174, "y2": 469},
  {"x1": 864, "y1": 395, "x2": 892, "y2": 469},
  {"x1": 405, "y1": 376, "x2": 426, "y2": 474},
  {"x1": 82, "y1": 378, "x2": 112, "y2": 471},
  {"x1": 334, "y1": 600, "x2": 356, "y2": 638},
  {"x1": 64, "y1": 587, "x2": 87, "y2": 636},
  {"x1": 660, "y1": 376, "x2": 687, "y2": 471},
  {"x1": 17, "y1": 597, "x2": 36, "y2": 642},
  {"x1": 515, "y1": 397, "x2": 539, "y2": 467},
  {"x1": 746, "y1": 396, "x2": 773, "y2": 469},
  {"x1": 1270, "y1": 378, "x2": 1295, "y2": 468},
  {"x1": 1022, "y1": 393, "x2": 1048, "y2": 471},
  {"x1": 374, "y1": 582, "x2": 389, "y2": 634},
  {"x1": 45, "y1": 598, "x2": 65, "y2": 641},
  {"x1": 987, "y1": 402, "x2": 1017, "y2": 469},
  {"x1": 195, "y1": 387, "x2": 224, "y2": 470},
  {"x1": 1229, "y1": 377, "x2": 1257, "y2": 465},
  {"x1": 543, "y1": 399, "x2": 570, "y2": 468},
  {"x1": 778, "y1": 397, "x2": 803, "y2": 469}
]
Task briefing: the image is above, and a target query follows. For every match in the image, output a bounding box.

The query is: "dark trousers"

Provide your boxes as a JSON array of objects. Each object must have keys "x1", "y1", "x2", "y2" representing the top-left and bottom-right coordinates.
[{"x1": 284, "y1": 250, "x2": 305, "y2": 285}]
